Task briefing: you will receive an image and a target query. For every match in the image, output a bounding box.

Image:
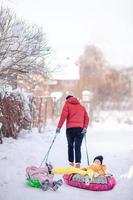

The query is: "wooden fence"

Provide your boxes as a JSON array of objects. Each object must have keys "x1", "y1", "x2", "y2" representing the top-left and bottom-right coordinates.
[{"x1": 31, "y1": 96, "x2": 58, "y2": 132}]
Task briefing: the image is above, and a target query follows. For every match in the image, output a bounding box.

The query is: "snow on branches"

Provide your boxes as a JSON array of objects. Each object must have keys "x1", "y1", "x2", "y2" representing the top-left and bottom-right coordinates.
[{"x1": 0, "y1": 6, "x2": 52, "y2": 87}]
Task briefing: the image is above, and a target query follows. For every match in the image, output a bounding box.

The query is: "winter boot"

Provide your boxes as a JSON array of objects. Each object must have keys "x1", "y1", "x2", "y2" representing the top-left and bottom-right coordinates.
[
  {"x1": 42, "y1": 180, "x2": 49, "y2": 191},
  {"x1": 69, "y1": 162, "x2": 74, "y2": 167},
  {"x1": 75, "y1": 163, "x2": 80, "y2": 168},
  {"x1": 52, "y1": 179, "x2": 63, "y2": 191}
]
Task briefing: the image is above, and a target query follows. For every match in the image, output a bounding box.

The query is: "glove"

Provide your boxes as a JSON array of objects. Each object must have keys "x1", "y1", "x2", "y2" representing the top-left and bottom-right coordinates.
[
  {"x1": 46, "y1": 162, "x2": 53, "y2": 173},
  {"x1": 81, "y1": 128, "x2": 87, "y2": 136},
  {"x1": 56, "y1": 128, "x2": 61, "y2": 134}
]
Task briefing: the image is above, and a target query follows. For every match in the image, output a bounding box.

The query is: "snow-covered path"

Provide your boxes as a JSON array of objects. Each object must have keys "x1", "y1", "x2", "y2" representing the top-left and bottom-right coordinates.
[{"x1": 0, "y1": 122, "x2": 133, "y2": 200}]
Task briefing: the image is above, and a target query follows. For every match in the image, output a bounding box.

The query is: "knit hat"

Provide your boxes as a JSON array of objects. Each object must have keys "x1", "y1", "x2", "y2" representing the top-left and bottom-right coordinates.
[{"x1": 93, "y1": 155, "x2": 103, "y2": 165}]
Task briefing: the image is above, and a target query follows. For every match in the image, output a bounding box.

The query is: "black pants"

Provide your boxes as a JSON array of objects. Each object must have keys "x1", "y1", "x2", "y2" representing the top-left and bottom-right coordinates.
[{"x1": 66, "y1": 127, "x2": 83, "y2": 163}]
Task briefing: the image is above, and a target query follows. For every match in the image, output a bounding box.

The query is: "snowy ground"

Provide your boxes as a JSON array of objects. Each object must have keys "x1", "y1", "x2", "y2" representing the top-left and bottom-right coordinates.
[{"x1": 0, "y1": 121, "x2": 133, "y2": 200}]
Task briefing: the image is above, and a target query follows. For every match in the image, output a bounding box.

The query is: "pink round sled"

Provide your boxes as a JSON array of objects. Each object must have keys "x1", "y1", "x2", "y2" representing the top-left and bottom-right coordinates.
[{"x1": 63, "y1": 174, "x2": 116, "y2": 191}]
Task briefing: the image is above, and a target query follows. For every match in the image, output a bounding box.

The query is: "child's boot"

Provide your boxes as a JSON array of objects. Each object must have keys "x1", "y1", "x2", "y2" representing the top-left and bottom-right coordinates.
[
  {"x1": 52, "y1": 179, "x2": 63, "y2": 191},
  {"x1": 42, "y1": 180, "x2": 49, "y2": 191}
]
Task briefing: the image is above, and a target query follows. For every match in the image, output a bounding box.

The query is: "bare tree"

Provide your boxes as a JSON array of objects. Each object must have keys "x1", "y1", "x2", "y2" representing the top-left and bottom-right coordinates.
[
  {"x1": 77, "y1": 45, "x2": 132, "y2": 107},
  {"x1": 0, "y1": 6, "x2": 52, "y2": 88},
  {"x1": 76, "y1": 45, "x2": 107, "y2": 97}
]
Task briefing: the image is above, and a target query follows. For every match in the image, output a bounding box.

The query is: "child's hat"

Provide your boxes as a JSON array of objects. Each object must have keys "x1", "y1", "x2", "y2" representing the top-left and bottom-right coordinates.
[{"x1": 93, "y1": 155, "x2": 103, "y2": 164}]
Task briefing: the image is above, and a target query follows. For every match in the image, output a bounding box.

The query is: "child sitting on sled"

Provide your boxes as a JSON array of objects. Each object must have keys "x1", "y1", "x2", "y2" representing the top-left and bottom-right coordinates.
[
  {"x1": 82, "y1": 155, "x2": 106, "y2": 178},
  {"x1": 72, "y1": 155, "x2": 107, "y2": 184},
  {"x1": 52, "y1": 155, "x2": 107, "y2": 184},
  {"x1": 26, "y1": 163, "x2": 63, "y2": 191}
]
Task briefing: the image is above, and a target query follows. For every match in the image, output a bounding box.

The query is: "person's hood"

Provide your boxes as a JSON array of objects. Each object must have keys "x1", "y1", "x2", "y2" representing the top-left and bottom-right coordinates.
[{"x1": 66, "y1": 97, "x2": 80, "y2": 104}]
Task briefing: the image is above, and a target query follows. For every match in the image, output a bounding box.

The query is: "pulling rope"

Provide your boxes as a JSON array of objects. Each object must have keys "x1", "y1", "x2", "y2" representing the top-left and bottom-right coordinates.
[
  {"x1": 39, "y1": 132, "x2": 58, "y2": 168},
  {"x1": 84, "y1": 134, "x2": 89, "y2": 165}
]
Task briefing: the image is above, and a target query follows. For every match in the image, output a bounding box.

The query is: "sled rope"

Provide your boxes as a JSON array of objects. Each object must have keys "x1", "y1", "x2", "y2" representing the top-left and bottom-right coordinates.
[
  {"x1": 39, "y1": 132, "x2": 58, "y2": 168},
  {"x1": 84, "y1": 134, "x2": 89, "y2": 165}
]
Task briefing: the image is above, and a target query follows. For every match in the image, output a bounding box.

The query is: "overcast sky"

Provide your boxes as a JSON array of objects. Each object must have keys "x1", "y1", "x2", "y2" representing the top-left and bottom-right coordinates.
[{"x1": 1, "y1": 0, "x2": 133, "y2": 69}]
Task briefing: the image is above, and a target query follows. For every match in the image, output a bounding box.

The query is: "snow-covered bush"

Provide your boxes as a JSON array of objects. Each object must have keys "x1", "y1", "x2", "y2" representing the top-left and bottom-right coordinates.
[{"x1": 0, "y1": 86, "x2": 32, "y2": 139}]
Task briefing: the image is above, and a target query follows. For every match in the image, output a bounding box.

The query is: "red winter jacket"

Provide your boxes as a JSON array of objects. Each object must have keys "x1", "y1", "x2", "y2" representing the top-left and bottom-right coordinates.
[{"x1": 57, "y1": 97, "x2": 89, "y2": 129}]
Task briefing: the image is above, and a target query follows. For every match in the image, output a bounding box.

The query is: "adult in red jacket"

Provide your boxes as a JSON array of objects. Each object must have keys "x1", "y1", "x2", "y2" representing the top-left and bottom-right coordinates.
[{"x1": 56, "y1": 95, "x2": 89, "y2": 168}]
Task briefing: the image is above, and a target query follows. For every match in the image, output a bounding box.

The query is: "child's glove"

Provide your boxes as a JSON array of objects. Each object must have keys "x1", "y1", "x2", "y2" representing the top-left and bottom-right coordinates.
[
  {"x1": 56, "y1": 128, "x2": 60, "y2": 134},
  {"x1": 46, "y1": 162, "x2": 53, "y2": 173},
  {"x1": 81, "y1": 128, "x2": 87, "y2": 136}
]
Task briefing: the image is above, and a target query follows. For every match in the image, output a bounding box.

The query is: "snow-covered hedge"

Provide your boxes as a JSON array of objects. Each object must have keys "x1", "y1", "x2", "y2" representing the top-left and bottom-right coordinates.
[{"x1": 0, "y1": 86, "x2": 32, "y2": 139}]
